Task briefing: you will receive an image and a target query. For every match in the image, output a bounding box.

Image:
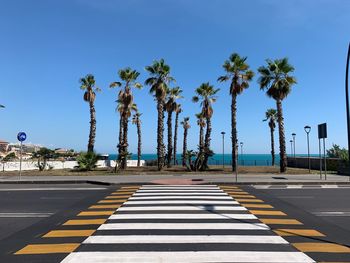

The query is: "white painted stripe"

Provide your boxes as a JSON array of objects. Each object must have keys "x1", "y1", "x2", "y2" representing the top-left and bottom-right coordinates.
[
  {"x1": 129, "y1": 196, "x2": 232, "y2": 200},
  {"x1": 286, "y1": 185, "x2": 303, "y2": 189},
  {"x1": 0, "y1": 188, "x2": 106, "y2": 191},
  {"x1": 0, "y1": 212, "x2": 53, "y2": 218},
  {"x1": 133, "y1": 192, "x2": 228, "y2": 196},
  {"x1": 141, "y1": 185, "x2": 217, "y2": 187},
  {"x1": 136, "y1": 190, "x2": 223, "y2": 192},
  {"x1": 98, "y1": 223, "x2": 270, "y2": 230},
  {"x1": 117, "y1": 206, "x2": 247, "y2": 211},
  {"x1": 125, "y1": 200, "x2": 239, "y2": 205},
  {"x1": 140, "y1": 187, "x2": 220, "y2": 190},
  {"x1": 252, "y1": 185, "x2": 271, "y2": 189},
  {"x1": 313, "y1": 211, "x2": 350, "y2": 216},
  {"x1": 61, "y1": 251, "x2": 315, "y2": 263},
  {"x1": 109, "y1": 213, "x2": 257, "y2": 220},
  {"x1": 84, "y1": 235, "x2": 288, "y2": 244},
  {"x1": 321, "y1": 185, "x2": 339, "y2": 188}
]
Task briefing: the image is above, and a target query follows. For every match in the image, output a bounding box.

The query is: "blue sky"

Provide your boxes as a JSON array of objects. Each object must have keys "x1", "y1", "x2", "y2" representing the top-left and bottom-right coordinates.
[{"x1": 0, "y1": 0, "x2": 349, "y2": 154}]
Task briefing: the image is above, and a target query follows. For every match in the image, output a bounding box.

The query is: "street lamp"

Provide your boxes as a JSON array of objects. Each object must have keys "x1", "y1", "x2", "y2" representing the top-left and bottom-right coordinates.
[
  {"x1": 304, "y1": 126, "x2": 311, "y2": 173},
  {"x1": 292, "y1": 133, "x2": 296, "y2": 158},
  {"x1": 221, "y1": 132, "x2": 225, "y2": 169},
  {"x1": 240, "y1": 142, "x2": 244, "y2": 165},
  {"x1": 290, "y1": 140, "x2": 293, "y2": 156}
]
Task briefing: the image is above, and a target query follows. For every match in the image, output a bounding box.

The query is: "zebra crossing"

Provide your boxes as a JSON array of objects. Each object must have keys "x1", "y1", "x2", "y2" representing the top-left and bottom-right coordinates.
[{"x1": 60, "y1": 184, "x2": 315, "y2": 263}]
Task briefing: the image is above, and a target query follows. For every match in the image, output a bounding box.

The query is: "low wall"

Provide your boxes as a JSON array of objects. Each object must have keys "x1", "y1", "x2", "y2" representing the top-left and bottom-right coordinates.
[
  {"x1": 0, "y1": 160, "x2": 145, "y2": 172},
  {"x1": 287, "y1": 157, "x2": 339, "y2": 171}
]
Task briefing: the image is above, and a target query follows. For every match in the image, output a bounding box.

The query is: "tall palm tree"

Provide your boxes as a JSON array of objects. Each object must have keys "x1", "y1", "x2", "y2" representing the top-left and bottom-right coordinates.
[
  {"x1": 192, "y1": 82, "x2": 220, "y2": 170},
  {"x1": 110, "y1": 67, "x2": 142, "y2": 169},
  {"x1": 258, "y1": 58, "x2": 297, "y2": 173},
  {"x1": 218, "y1": 53, "x2": 254, "y2": 172},
  {"x1": 173, "y1": 104, "x2": 182, "y2": 165},
  {"x1": 195, "y1": 112, "x2": 206, "y2": 155},
  {"x1": 165, "y1": 87, "x2": 183, "y2": 167},
  {"x1": 80, "y1": 74, "x2": 100, "y2": 153},
  {"x1": 181, "y1": 117, "x2": 190, "y2": 167},
  {"x1": 263, "y1": 108, "x2": 277, "y2": 166},
  {"x1": 132, "y1": 111, "x2": 142, "y2": 167},
  {"x1": 145, "y1": 59, "x2": 175, "y2": 171}
]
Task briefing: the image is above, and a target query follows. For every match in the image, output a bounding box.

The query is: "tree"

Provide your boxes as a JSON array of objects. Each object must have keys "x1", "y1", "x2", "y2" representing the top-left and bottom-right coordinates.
[
  {"x1": 110, "y1": 67, "x2": 142, "y2": 169},
  {"x1": 165, "y1": 87, "x2": 183, "y2": 167},
  {"x1": 32, "y1": 148, "x2": 54, "y2": 171},
  {"x1": 258, "y1": 58, "x2": 297, "y2": 173},
  {"x1": 218, "y1": 53, "x2": 254, "y2": 172},
  {"x1": 76, "y1": 152, "x2": 99, "y2": 171},
  {"x1": 173, "y1": 104, "x2": 182, "y2": 165},
  {"x1": 327, "y1": 144, "x2": 349, "y2": 161},
  {"x1": 145, "y1": 59, "x2": 175, "y2": 170},
  {"x1": 1, "y1": 152, "x2": 16, "y2": 172},
  {"x1": 263, "y1": 108, "x2": 277, "y2": 166},
  {"x1": 80, "y1": 74, "x2": 100, "y2": 153},
  {"x1": 132, "y1": 111, "x2": 142, "y2": 167},
  {"x1": 181, "y1": 117, "x2": 190, "y2": 167},
  {"x1": 192, "y1": 82, "x2": 219, "y2": 170},
  {"x1": 193, "y1": 112, "x2": 206, "y2": 170}
]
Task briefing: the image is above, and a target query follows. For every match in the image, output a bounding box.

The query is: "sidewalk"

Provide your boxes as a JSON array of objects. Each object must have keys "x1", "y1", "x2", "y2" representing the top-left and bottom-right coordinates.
[{"x1": 0, "y1": 173, "x2": 349, "y2": 185}]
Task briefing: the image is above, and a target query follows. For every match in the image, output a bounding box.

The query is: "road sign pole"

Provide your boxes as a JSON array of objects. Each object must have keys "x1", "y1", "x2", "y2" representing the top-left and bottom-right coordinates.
[
  {"x1": 323, "y1": 138, "x2": 327, "y2": 180},
  {"x1": 319, "y1": 139, "x2": 322, "y2": 180},
  {"x1": 19, "y1": 141, "x2": 23, "y2": 180}
]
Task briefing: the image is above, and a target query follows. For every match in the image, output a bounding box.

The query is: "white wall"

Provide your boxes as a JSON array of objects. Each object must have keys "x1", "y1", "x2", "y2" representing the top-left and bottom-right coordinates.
[{"x1": 0, "y1": 160, "x2": 145, "y2": 171}]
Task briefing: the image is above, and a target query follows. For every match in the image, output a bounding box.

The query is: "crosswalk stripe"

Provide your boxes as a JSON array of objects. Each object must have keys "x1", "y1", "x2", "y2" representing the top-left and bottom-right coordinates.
[
  {"x1": 83, "y1": 235, "x2": 288, "y2": 244},
  {"x1": 124, "y1": 200, "x2": 239, "y2": 204},
  {"x1": 105, "y1": 195, "x2": 131, "y2": 199},
  {"x1": 136, "y1": 189, "x2": 224, "y2": 192},
  {"x1": 129, "y1": 196, "x2": 233, "y2": 200},
  {"x1": 116, "y1": 206, "x2": 247, "y2": 211},
  {"x1": 133, "y1": 192, "x2": 227, "y2": 196},
  {"x1": 229, "y1": 195, "x2": 256, "y2": 198},
  {"x1": 89, "y1": 205, "x2": 121, "y2": 209},
  {"x1": 43, "y1": 230, "x2": 96, "y2": 238},
  {"x1": 109, "y1": 213, "x2": 257, "y2": 220},
  {"x1": 274, "y1": 229, "x2": 325, "y2": 237},
  {"x1": 15, "y1": 243, "x2": 80, "y2": 255},
  {"x1": 77, "y1": 211, "x2": 115, "y2": 216},
  {"x1": 61, "y1": 251, "x2": 315, "y2": 262},
  {"x1": 250, "y1": 210, "x2": 287, "y2": 216},
  {"x1": 260, "y1": 219, "x2": 303, "y2": 225},
  {"x1": 235, "y1": 198, "x2": 264, "y2": 203},
  {"x1": 63, "y1": 219, "x2": 106, "y2": 225},
  {"x1": 242, "y1": 204, "x2": 274, "y2": 208},
  {"x1": 98, "y1": 200, "x2": 127, "y2": 204},
  {"x1": 293, "y1": 242, "x2": 350, "y2": 253}
]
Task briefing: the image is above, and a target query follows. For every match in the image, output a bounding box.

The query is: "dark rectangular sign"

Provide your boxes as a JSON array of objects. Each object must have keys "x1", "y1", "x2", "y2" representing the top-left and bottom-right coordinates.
[{"x1": 318, "y1": 123, "x2": 327, "y2": 139}]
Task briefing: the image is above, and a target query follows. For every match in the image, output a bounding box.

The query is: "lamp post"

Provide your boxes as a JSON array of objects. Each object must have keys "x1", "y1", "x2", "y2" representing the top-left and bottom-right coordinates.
[
  {"x1": 290, "y1": 140, "x2": 293, "y2": 156},
  {"x1": 304, "y1": 126, "x2": 311, "y2": 173},
  {"x1": 292, "y1": 133, "x2": 296, "y2": 158},
  {"x1": 240, "y1": 142, "x2": 244, "y2": 165},
  {"x1": 345, "y1": 42, "x2": 350, "y2": 176},
  {"x1": 221, "y1": 132, "x2": 225, "y2": 169}
]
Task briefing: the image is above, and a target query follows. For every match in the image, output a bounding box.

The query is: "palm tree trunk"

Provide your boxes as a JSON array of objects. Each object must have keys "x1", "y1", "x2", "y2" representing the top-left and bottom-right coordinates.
[
  {"x1": 202, "y1": 117, "x2": 212, "y2": 170},
  {"x1": 276, "y1": 99, "x2": 287, "y2": 172},
  {"x1": 137, "y1": 119, "x2": 142, "y2": 167},
  {"x1": 121, "y1": 115, "x2": 128, "y2": 170},
  {"x1": 182, "y1": 127, "x2": 188, "y2": 167},
  {"x1": 87, "y1": 101, "x2": 96, "y2": 153},
  {"x1": 173, "y1": 111, "x2": 179, "y2": 165},
  {"x1": 118, "y1": 113, "x2": 123, "y2": 159},
  {"x1": 167, "y1": 111, "x2": 173, "y2": 168},
  {"x1": 269, "y1": 122, "x2": 275, "y2": 166},
  {"x1": 157, "y1": 100, "x2": 165, "y2": 171},
  {"x1": 199, "y1": 125, "x2": 204, "y2": 152},
  {"x1": 231, "y1": 94, "x2": 238, "y2": 172}
]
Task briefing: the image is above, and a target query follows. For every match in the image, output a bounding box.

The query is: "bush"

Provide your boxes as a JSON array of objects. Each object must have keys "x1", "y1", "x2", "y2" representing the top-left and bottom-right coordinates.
[
  {"x1": 76, "y1": 152, "x2": 99, "y2": 171},
  {"x1": 327, "y1": 144, "x2": 348, "y2": 162}
]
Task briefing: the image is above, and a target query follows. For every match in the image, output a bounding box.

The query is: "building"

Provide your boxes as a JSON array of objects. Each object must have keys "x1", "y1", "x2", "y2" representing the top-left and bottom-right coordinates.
[{"x1": 0, "y1": 140, "x2": 9, "y2": 153}]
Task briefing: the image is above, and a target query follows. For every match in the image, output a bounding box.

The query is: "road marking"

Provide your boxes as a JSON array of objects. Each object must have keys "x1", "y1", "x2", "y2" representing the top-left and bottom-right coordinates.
[
  {"x1": 116, "y1": 206, "x2": 247, "y2": 211},
  {"x1": 293, "y1": 242, "x2": 350, "y2": 253},
  {"x1": 15, "y1": 243, "x2": 80, "y2": 255},
  {"x1": 98, "y1": 222, "x2": 270, "y2": 230},
  {"x1": 63, "y1": 219, "x2": 106, "y2": 225},
  {"x1": 274, "y1": 229, "x2": 325, "y2": 237},
  {"x1": 241, "y1": 204, "x2": 274, "y2": 208},
  {"x1": 0, "y1": 212, "x2": 53, "y2": 218},
  {"x1": 249, "y1": 210, "x2": 287, "y2": 216},
  {"x1": 229, "y1": 195, "x2": 256, "y2": 198},
  {"x1": 89, "y1": 205, "x2": 121, "y2": 209},
  {"x1": 105, "y1": 195, "x2": 131, "y2": 199},
  {"x1": 226, "y1": 191, "x2": 249, "y2": 194},
  {"x1": 133, "y1": 192, "x2": 228, "y2": 196},
  {"x1": 313, "y1": 211, "x2": 350, "y2": 217},
  {"x1": 235, "y1": 198, "x2": 264, "y2": 203},
  {"x1": 129, "y1": 196, "x2": 233, "y2": 200},
  {"x1": 278, "y1": 196, "x2": 315, "y2": 199},
  {"x1": 0, "y1": 188, "x2": 106, "y2": 191},
  {"x1": 77, "y1": 211, "x2": 115, "y2": 216},
  {"x1": 98, "y1": 199, "x2": 127, "y2": 204},
  {"x1": 83, "y1": 235, "x2": 288, "y2": 244},
  {"x1": 111, "y1": 191, "x2": 135, "y2": 195},
  {"x1": 260, "y1": 219, "x2": 303, "y2": 225},
  {"x1": 123, "y1": 200, "x2": 239, "y2": 204},
  {"x1": 61, "y1": 251, "x2": 315, "y2": 263},
  {"x1": 43, "y1": 230, "x2": 96, "y2": 238},
  {"x1": 109, "y1": 213, "x2": 257, "y2": 220},
  {"x1": 136, "y1": 189, "x2": 223, "y2": 192}
]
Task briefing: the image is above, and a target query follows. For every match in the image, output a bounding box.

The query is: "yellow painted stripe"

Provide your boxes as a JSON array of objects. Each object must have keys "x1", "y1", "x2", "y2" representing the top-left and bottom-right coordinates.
[
  {"x1": 226, "y1": 191, "x2": 248, "y2": 194},
  {"x1": 105, "y1": 195, "x2": 131, "y2": 199},
  {"x1": 235, "y1": 198, "x2": 264, "y2": 203},
  {"x1": 121, "y1": 186, "x2": 140, "y2": 189},
  {"x1": 293, "y1": 242, "x2": 350, "y2": 253},
  {"x1": 260, "y1": 219, "x2": 303, "y2": 225},
  {"x1": 98, "y1": 200, "x2": 127, "y2": 204},
  {"x1": 274, "y1": 229, "x2": 325, "y2": 237},
  {"x1": 220, "y1": 187, "x2": 238, "y2": 189},
  {"x1": 78, "y1": 211, "x2": 114, "y2": 216},
  {"x1": 250, "y1": 210, "x2": 287, "y2": 216},
  {"x1": 229, "y1": 195, "x2": 256, "y2": 198},
  {"x1": 15, "y1": 243, "x2": 80, "y2": 255},
  {"x1": 63, "y1": 219, "x2": 106, "y2": 225},
  {"x1": 111, "y1": 191, "x2": 135, "y2": 194},
  {"x1": 89, "y1": 205, "x2": 121, "y2": 209},
  {"x1": 241, "y1": 204, "x2": 274, "y2": 208},
  {"x1": 43, "y1": 230, "x2": 95, "y2": 238}
]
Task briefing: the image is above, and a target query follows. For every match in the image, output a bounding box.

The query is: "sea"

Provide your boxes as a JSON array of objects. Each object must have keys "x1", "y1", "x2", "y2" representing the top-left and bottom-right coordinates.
[{"x1": 108, "y1": 153, "x2": 319, "y2": 166}]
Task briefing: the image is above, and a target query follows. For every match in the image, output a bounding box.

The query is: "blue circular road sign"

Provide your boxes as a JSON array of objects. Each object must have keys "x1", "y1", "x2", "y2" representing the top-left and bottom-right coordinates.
[{"x1": 17, "y1": 132, "x2": 27, "y2": 142}]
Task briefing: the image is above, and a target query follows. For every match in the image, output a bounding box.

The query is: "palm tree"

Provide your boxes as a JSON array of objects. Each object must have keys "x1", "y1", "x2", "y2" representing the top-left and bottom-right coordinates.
[
  {"x1": 258, "y1": 58, "x2": 297, "y2": 173},
  {"x1": 192, "y1": 82, "x2": 220, "y2": 170},
  {"x1": 132, "y1": 111, "x2": 142, "y2": 167},
  {"x1": 181, "y1": 117, "x2": 190, "y2": 167},
  {"x1": 195, "y1": 112, "x2": 206, "y2": 155},
  {"x1": 263, "y1": 108, "x2": 277, "y2": 166},
  {"x1": 80, "y1": 74, "x2": 100, "y2": 153},
  {"x1": 173, "y1": 104, "x2": 182, "y2": 165},
  {"x1": 110, "y1": 67, "x2": 142, "y2": 169},
  {"x1": 218, "y1": 53, "x2": 254, "y2": 172},
  {"x1": 145, "y1": 59, "x2": 175, "y2": 171},
  {"x1": 165, "y1": 87, "x2": 183, "y2": 167}
]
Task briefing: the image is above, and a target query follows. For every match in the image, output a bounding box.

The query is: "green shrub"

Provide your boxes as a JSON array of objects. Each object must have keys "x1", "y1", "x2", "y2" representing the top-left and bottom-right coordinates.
[{"x1": 76, "y1": 152, "x2": 99, "y2": 171}]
